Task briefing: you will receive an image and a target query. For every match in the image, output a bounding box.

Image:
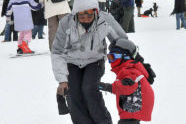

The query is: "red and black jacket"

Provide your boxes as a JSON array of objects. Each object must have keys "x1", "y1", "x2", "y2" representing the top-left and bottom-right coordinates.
[{"x1": 111, "y1": 60, "x2": 154, "y2": 121}]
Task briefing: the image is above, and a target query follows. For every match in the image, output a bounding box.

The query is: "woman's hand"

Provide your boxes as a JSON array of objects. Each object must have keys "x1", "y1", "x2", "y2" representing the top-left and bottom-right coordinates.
[{"x1": 57, "y1": 82, "x2": 69, "y2": 96}]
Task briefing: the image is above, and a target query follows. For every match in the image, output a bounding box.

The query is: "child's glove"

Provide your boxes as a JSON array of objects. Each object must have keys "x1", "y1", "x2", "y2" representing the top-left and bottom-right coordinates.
[
  {"x1": 143, "y1": 63, "x2": 156, "y2": 84},
  {"x1": 132, "y1": 53, "x2": 156, "y2": 85},
  {"x1": 98, "y1": 82, "x2": 112, "y2": 93},
  {"x1": 132, "y1": 53, "x2": 144, "y2": 63},
  {"x1": 121, "y1": 78, "x2": 135, "y2": 86}
]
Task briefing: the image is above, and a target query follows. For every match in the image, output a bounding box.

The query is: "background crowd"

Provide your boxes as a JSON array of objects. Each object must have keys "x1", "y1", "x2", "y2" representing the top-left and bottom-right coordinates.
[{"x1": 1, "y1": 0, "x2": 185, "y2": 44}]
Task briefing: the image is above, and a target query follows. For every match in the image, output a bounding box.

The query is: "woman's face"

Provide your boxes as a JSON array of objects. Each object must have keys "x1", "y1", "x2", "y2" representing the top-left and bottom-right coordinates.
[{"x1": 77, "y1": 9, "x2": 95, "y2": 23}]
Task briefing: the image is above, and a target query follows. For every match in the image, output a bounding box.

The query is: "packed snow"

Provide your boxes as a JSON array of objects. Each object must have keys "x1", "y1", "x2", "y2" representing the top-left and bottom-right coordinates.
[{"x1": 0, "y1": 0, "x2": 186, "y2": 124}]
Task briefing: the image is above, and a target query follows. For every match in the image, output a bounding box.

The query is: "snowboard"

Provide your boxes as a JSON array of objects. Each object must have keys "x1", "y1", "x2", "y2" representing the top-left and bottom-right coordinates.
[
  {"x1": 140, "y1": 15, "x2": 149, "y2": 18},
  {"x1": 10, "y1": 51, "x2": 49, "y2": 58}
]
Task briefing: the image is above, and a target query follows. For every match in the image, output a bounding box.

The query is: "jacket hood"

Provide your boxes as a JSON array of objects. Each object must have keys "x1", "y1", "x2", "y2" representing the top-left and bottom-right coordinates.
[
  {"x1": 72, "y1": 0, "x2": 99, "y2": 15},
  {"x1": 111, "y1": 60, "x2": 149, "y2": 79}
]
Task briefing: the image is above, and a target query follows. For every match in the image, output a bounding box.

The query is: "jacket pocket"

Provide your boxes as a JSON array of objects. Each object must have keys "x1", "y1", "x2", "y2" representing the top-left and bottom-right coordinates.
[{"x1": 119, "y1": 82, "x2": 142, "y2": 113}]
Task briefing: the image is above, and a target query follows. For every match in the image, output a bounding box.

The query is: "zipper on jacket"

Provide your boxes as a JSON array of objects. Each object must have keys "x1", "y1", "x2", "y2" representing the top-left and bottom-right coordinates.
[
  {"x1": 89, "y1": 21, "x2": 105, "y2": 51},
  {"x1": 91, "y1": 38, "x2": 93, "y2": 50},
  {"x1": 97, "y1": 21, "x2": 105, "y2": 27}
]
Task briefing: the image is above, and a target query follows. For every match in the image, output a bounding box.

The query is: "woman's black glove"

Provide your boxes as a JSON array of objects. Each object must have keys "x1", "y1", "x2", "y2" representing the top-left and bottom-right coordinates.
[
  {"x1": 98, "y1": 82, "x2": 112, "y2": 93},
  {"x1": 56, "y1": 94, "x2": 69, "y2": 115}
]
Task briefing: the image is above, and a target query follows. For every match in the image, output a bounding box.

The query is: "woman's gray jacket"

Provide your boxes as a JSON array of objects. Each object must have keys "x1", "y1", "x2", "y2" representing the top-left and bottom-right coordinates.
[{"x1": 51, "y1": 11, "x2": 136, "y2": 83}]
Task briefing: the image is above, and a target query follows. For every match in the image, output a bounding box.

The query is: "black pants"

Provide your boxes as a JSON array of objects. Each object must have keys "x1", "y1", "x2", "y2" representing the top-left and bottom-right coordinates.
[
  {"x1": 118, "y1": 119, "x2": 140, "y2": 124},
  {"x1": 99, "y1": 2, "x2": 106, "y2": 12},
  {"x1": 66, "y1": 60, "x2": 112, "y2": 124},
  {"x1": 10, "y1": 25, "x2": 18, "y2": 41}
]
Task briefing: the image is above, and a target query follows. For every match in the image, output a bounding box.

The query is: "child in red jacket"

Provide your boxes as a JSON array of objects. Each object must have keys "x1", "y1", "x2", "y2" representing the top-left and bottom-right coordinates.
[{"x1": 98, "y1": 40, "x2": 155, "y2": 124}]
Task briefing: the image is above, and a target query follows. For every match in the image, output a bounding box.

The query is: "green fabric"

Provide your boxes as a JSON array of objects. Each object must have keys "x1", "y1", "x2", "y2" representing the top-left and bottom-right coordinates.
[
  {"x1": 68, "y1": 0, "x2": 74, "y2": 9},
  {"x1": 121, "y1": 7, "x2": 135, "y2": 33}
]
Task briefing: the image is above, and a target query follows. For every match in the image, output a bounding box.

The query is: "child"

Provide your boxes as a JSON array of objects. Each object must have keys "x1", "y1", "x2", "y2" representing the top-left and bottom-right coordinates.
[
  {"x1": 6, "y1": 0, "x2": 42, "y2": 54},
  {"x1": 98, "y1": 40, "x2": 155, "y2": 124},
  {"x1": 143, "y1": 8, "x2": 154, "y2": 17},
  {"x1": 153, "y1": 2, "x2": 158, "y2": 17}
]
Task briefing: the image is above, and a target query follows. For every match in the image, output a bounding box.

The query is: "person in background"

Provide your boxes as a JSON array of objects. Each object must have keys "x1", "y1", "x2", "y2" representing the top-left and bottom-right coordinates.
[
  {"x1": 135, "y1": 0, "x2": 143, "y2": 17},
  {"x1": 98, "y1": 40, "x2": 155, "y2": 124},
  {"x1": 110, "y1": 0, "x2": 123, "y2": 23},
  {"x1": 171, "y1": 0, "x2": 186, "y2": 29},
  {"x1": 185, "y1": 0, "x2": 186, "y2": 21},
  {"x1": 98, "y1": 0, "x2": 106, "y2": 11},
  {"x1": 143, "y1": 8, "x2": 154, "y2": 17},
  {"x1": 120, "y1": 0, "x2": 135, "y2": 33},
  {"x1": 32, "y1": 0, "x2": 47, "y2": 39},
  {"x1": 153, "y1": 2, "x2": 158, "y2": 17},
  {"x1": 68, "y1": 0, "x2": 74, "y2": 10},
  {"x1": 1, "y1": 0, "x2": 18, "y2": 42},
  {"x1": 39, "y1": 0, "x2": 71, "y2": 51},
  {"x1": 182, "y1": 0, "x2": 186, "y2": 27},
  {"x1": 6, "y1": 0, "x2": 42, "y2": 54}
]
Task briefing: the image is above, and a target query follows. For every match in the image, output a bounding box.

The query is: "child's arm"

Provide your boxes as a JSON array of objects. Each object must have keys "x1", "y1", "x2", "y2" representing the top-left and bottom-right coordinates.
[
  {"x1": 112, "y1": 79, "x2": 139, "y2": 95},
  {"x1": 151, "y1": 12, "x2": 154, "y2": 17},
  {"x1": 29, "y1": 0, "x2": 43, "y2": 11},
  {"x1": 98, "y1": 82, "x2": 112, "y2": 93}
]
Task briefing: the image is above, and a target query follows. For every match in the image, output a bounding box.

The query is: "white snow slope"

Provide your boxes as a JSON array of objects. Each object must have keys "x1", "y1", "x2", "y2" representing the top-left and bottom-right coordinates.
[{"x1": 0, "y1": 0, "x2": 186, "y2": 124}]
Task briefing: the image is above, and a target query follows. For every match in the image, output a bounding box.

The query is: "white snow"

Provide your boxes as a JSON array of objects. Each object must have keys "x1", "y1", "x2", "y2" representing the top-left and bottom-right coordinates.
[{"x1": 0, "y1": 0, "x2": 186, "y2": 124}]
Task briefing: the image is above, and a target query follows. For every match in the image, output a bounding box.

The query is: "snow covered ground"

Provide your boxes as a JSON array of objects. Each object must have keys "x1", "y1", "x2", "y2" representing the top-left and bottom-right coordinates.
[{"x1": 0, "y1": 0, "x2": 186, "y2": 124}]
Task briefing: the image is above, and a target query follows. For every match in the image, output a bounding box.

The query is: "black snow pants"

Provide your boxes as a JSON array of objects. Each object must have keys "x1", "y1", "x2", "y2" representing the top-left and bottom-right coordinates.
[
  {"x1": 118, "y1": 119, "x2": 140, "y2": 124},
  {"x1": 66, "y1": 59, "x2": 112, "y2": 124}
]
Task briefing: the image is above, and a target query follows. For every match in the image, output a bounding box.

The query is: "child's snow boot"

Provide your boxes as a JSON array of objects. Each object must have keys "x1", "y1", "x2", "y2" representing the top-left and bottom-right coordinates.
[{"x1": 17, "y1": 41, "x2": 34, "y2": 54}]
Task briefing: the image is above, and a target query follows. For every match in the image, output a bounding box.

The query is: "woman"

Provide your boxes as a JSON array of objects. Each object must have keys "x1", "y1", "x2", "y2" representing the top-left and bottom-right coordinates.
[
  {"x1": 51, "y1": 0, "x2": 138, "y2": 123},
  {"x1": 39, "y1": 0, "x2": 71, "y2": 51}
]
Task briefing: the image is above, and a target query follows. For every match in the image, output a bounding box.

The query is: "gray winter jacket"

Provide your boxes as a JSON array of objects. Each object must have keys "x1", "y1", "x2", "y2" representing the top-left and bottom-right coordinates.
[{"x1": 51, "y1": 0, "x2": 136, "y2": 83}]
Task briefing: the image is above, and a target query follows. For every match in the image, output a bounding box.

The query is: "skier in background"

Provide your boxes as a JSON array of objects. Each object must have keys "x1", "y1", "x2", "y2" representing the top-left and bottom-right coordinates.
[
  {"x1": 98, "y1": 0, "x2": 106, "y2": 11},
  {"x1": 32, "y1": 0, "x2": 47, "y2": 40},
  {"x1": 98, "y1": 40, "x2": 155, "y2": 124},
  {"x1": 135, "y1": 0, "x2": 143, "y2": 17},
  {"x1": 171, "y1": 0, "x2": 186, "y2": 29},
  {"x1": 1, "y1": 0, "x2": 18, "y2": 42},
  {"x1": 182, "y1": 0, "x2": 186, "y2": 27},
  {"x1": 110, "y1": 0, "x2": 123, "y2": 23},
  {"x1": 39, "y1": 0, "x2": 71, "y2": 51},
  {"x1": 120, "y1": 0, "x2": 135, "y2": 33},
  {"x1": 153, "y1": 2, "x2": 158, "y2": 17},
  {"x1": 143, "y1": 8, "x2": 154, "y2": 17},
  {"x1": 6, "y1": 0, "x2": 42, "y2": 54}
]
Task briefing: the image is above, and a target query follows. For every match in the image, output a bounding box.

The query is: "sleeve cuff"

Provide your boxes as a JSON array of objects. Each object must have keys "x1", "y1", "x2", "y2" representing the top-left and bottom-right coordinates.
[{"x1": 56, "y1": 75, "x2": 68, "y2": 84}]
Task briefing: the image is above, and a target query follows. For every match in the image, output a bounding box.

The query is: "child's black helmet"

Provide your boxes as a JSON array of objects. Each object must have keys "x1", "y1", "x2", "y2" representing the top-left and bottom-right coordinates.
[{"x1": 109, "y1": 39, "x2": 138, "y2": 59}]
